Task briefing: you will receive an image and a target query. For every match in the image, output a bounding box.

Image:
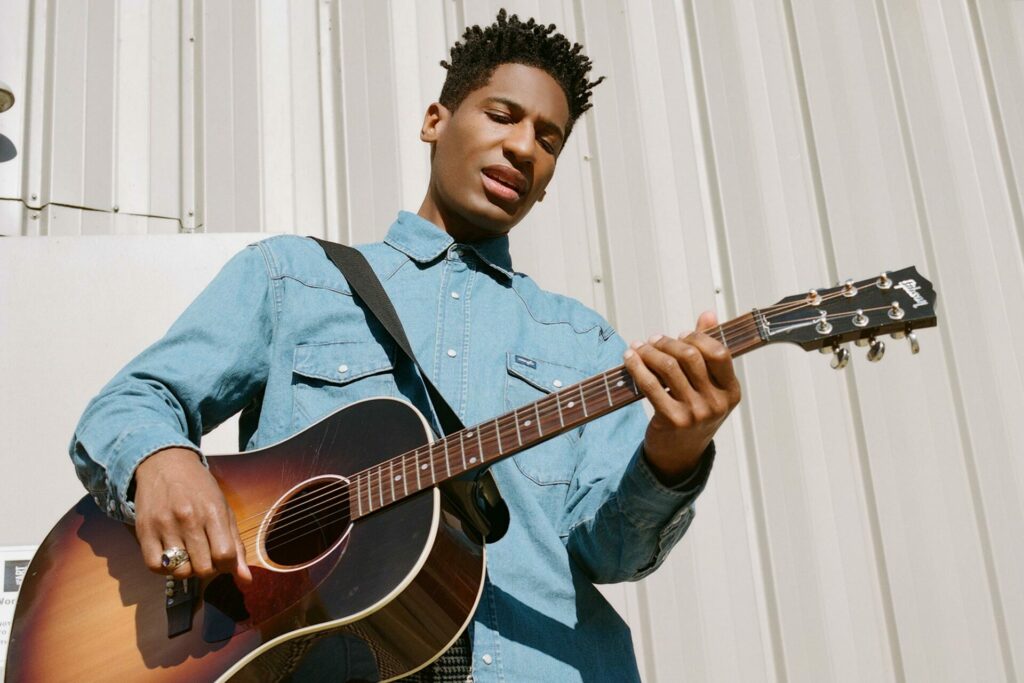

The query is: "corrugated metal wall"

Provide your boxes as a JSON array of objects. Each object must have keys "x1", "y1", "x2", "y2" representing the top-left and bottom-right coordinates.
[{"x1": 2, "y1": 1, "x2": 1023, "y2": 681}]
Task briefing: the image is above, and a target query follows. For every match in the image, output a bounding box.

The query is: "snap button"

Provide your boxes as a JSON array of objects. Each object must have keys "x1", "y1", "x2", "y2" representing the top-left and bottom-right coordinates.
[
  {"x1": 451, "y1": 291, "x2": 460, "y2": 299},
  {"x1": 482, "y1": 654, "x2": 493, "y2": 665},
  {"x1": 447, "y1": 349, "x2": 457, "y2": 358},
  {"x1": 338, "y1": 364, "x2": 349, "y2": 374},
  {"x1": 553, "y1": 379, "x2": 563, "y2": 388}
]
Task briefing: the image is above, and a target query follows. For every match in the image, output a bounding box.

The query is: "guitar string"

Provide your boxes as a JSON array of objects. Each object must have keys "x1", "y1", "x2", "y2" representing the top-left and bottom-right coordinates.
[
  {"x1": 236, "y1": 293, "x2": 901, "y2": 545},
  {"x1": 245, "y1": 298, "x2": 895, "y2": 551},
  {"x1": 234, "y1": 288, "x2": 899, "y2": 544},
  {"x1": 240, "y1": 297, "x2": 901, "y2": 549}
]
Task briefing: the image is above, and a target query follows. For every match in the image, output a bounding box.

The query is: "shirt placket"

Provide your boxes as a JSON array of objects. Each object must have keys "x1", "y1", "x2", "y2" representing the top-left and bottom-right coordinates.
[{"x1": 435, "y1": 245, "x2": 472, "y2": 420}]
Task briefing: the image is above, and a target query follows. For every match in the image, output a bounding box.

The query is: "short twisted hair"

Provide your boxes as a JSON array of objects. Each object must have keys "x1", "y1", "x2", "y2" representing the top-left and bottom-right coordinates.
[{"x1": 439, "y1": 9, "x2": 604, "y2": 140}]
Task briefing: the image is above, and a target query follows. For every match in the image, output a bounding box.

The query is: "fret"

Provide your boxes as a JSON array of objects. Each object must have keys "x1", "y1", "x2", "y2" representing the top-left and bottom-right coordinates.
[
  {"x1": 603, "y1": 372, "x2": 613, "y2": 406},
  {"x1": 443, "y1": 438, "x2": 451, "y2": 478},
  {"x1": 377, "y1": 467, "x2": 384, "y2": 510},
  {"x1": 534, "y1": 401, "x2": 543, "y2": 436},
  {"x1": 459, "y1": 432, "x2": 468, "y2": 470},
  {"x1": 578, "y1": 383, "x2": 588, "y2": 417},
  {"x1": 389, "y1": 460, "x2": 396, "y2": 503},
  {"x1": 494, "y1": 418, "x2": 503, "y2": 454},
  {"x1": 555, "y1": 391, "x2": 565, "y2": 427},
  {"x1": 514, "y1": 409, "x2": 523, "y2": 446},
  {"x1": 411, "y1": 448, "x2": 419, "y2": 491},
  {"x1": 428, "y1": 443, "x2": 437, "y2": 484},
  {"x1": 475, "y1": 429, "x2": 485, "y2": 461},
  {"x1": 356, "y1": 474, "x2": 364, "y2": 516},
  {"x1": 717, "y1": 325, "x2": 728, "y2": 348},
  {"x1": 400, "y1": 454, "x2": 408, "y2": 497}
]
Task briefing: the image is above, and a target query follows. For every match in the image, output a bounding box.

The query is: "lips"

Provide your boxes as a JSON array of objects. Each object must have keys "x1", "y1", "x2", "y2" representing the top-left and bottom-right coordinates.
[{"x1": 481, "y1": 165, "x2": 529, "y2": 201}]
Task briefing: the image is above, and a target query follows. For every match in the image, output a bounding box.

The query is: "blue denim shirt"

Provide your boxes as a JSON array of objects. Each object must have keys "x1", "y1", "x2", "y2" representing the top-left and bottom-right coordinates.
[{"x1": 71, "y1": 211, "x2": 713, "y2": 682}]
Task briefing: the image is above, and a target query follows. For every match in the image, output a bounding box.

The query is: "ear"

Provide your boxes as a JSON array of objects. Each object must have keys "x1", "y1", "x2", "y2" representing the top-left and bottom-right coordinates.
[
  {"x1": 537, "y1": 189, "x2": 547, "y2": 203},
  {"x1": 420, "y1": 102, "x2": 450, "y2": 143}
]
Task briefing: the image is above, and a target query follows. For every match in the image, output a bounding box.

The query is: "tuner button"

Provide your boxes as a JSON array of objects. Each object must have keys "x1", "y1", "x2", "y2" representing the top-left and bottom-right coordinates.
[
  {"x1": 830, "y1": 345, "x2": 850, "y2": 370},
  {"x1": 907, "y1": 332, "x2": 920, "y2": 355},
  {"x1": 855, "y1": 338, "x2": 869, "y2": 347},
  {"x1": 867, "y1": 338, "x2": 885, "y2": 362},
  {"x1": 890, "y1": 330, "x2": 906, "y2": 340}
]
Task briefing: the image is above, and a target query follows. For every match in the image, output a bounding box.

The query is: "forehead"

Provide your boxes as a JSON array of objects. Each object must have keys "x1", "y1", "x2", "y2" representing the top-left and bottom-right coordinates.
[{"x1": 466, "y1": 63, "x2": 570, "y2": 129}]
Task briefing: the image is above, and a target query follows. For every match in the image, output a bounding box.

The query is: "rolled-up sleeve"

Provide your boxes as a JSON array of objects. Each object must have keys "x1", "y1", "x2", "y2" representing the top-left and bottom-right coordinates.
[
  {"x1": 561, "y1": 331, "x2": 715, "y2": 583},
  {"x1": 69, "y1": 244, "x2": 276, "y2": 522}
]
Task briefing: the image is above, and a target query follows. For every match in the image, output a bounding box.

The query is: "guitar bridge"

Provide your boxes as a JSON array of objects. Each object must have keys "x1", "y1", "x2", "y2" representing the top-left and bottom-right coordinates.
[{"x1": 165, "y1": 576, "x2": 198, "y2": 637}]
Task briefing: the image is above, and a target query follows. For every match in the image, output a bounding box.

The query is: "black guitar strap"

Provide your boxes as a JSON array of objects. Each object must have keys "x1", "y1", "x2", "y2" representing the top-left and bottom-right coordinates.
[{"x1": 313, "y1": 237, "x2": 509, "y2": 544}]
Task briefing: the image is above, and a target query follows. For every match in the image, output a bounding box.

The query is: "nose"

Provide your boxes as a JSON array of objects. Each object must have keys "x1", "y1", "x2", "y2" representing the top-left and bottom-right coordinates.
[{"x1": 502, "y1": 120, "x2": 535, "y2": 165}]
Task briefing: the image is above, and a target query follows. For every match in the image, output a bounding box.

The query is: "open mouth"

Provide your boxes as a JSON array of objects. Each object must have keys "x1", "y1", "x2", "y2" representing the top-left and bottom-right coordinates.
[{"x1": 481, "y1": 166, "x2": 528, "y2": 203}]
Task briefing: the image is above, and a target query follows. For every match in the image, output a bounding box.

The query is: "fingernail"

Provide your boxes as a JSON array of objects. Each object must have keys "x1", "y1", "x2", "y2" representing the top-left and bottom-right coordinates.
[
  {"x1": 630, "y1": 340, "x2": 643, "y2": 350},
  {"x1": 648, "y1": 334, "x2": 663, "y2": 344},
  {"x1": 624, "y1": 349, "x2": 635, "y2": 360}
]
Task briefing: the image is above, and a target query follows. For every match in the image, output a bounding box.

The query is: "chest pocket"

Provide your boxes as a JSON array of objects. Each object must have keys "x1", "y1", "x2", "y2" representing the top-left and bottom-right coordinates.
[
  {"x1": 504, "y1": 353, "x2": 587, "y2": 486},
  {"x1": 291, "y1": 339, "x2": 398, "y2": 430}
]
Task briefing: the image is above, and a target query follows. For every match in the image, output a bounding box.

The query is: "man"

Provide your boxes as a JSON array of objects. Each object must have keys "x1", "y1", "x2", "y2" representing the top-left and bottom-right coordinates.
[{"x1": 71, "y1": 10, "x2": 740, "y2": 681}]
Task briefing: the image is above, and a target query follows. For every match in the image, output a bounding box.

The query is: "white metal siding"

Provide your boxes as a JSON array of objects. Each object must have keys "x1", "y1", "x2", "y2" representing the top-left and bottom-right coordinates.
[{"x1": 1, "y1": 1, "x2": 1022, "y2": 681}]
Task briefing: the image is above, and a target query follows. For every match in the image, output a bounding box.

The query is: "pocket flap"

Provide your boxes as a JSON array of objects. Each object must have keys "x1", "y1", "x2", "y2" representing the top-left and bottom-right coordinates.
[
  {"x1": 505, "y1": 353, "x2": 586, "y2": 394},
  {"x1": 293, "y1": 340, "x2": 396, "y2": 385}
]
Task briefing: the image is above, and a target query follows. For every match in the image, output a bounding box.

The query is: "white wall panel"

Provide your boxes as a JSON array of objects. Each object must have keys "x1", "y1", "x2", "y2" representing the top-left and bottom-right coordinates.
[{"x1": 2, "y1": 1, "x2": 1023, "y2": 681}]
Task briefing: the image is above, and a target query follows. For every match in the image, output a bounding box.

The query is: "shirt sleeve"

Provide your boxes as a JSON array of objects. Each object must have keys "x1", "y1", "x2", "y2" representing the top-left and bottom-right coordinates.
[
  {"x1": 560, "y1": 330, "x2": 715, "y2": 584},
  {"x1": 68, "y1": 243, "x2": 276, "y2": 522}
]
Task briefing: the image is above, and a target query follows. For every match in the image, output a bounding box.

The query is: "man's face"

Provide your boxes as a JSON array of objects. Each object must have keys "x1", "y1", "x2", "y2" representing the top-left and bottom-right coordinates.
[{"x1": 420, "y1": 63, "x2": 571, "y2": 242}]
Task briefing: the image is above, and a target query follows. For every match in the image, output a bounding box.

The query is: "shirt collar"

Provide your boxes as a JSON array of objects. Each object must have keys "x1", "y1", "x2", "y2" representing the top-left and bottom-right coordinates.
[{"x1": 384, "y1": 211, "x2": 515, "y2": 280}]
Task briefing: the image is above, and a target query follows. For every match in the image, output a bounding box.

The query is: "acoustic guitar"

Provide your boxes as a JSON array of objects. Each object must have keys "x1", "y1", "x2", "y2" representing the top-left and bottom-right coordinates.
[{"x1": 4, "y1": 267, "x2": 937, "y2": 682}]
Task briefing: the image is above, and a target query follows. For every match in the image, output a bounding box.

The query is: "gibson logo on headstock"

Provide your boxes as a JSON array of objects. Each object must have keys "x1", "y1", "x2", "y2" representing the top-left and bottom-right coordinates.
[{"x1": 895, "y1": 279, "x2": 929, "y2": 308}]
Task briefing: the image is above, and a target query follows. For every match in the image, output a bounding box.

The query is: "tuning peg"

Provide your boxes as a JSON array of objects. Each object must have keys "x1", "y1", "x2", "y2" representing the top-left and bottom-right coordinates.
[
  {"x1": 867, "y1": 337, "x2": 885, "y2": 362},
  {"x1": 907, "y1": 332, "x2": 919, "y2": 354},
  {"x1": 830, "y1": 344, "x2": 850, "y2": 370},
  {"x1": 890, "y1": 328, "x2": 920, "y2": 354}
]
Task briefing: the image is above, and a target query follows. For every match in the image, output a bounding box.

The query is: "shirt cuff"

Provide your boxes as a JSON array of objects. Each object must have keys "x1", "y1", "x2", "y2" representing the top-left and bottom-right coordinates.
[
  {"x1": 617, "y1": 441, "x2": 716, "y2": 530},
  {"x1": 107, "y1": 424, "x2": 205, "y2": 522}
]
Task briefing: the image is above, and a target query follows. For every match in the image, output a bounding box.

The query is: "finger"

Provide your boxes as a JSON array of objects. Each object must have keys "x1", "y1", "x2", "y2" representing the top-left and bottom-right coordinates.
[
  {"x1": 158, "y1": 535, "x2": 194, "y2": 579},
  {"x1": 229, "y1": 512, "x2": 253, "y2": 584},
  {"x1": 639, "y1": 337, "x2": 699, "y2": 400},
  {"x1": 695, "y1": 309, "x2": 719, "y2": 333},
  {"x1": 204, "y1": 506, "x2": 239, "y2": 578},
  {"x1": 180, "y1": 520, "x2": 214, "y2": 578},
  {"x1": 625, "y1": 341, "x2": 698, "y2": 423},
  {"x1": 685, "y1": 330, "x2": 740, "y2": 398},
  {"x1": 137, "y1": 520, "x2": 168, "y2": 575},
  {"x1": 655, "y1": 336, "x2": 715, "y2": 396}
]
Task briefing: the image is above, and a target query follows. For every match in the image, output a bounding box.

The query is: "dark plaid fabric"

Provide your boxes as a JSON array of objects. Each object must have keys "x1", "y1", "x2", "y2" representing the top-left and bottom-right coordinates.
[{"x1": 401, "y1": 632, "x2": 473, "y2": 682}]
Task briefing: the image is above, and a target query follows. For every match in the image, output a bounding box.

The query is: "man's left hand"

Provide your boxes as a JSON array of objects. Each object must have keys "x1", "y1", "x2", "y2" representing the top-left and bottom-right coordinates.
[{"x1": 623, "y1": 310, "x2": 742, "y2": 486}]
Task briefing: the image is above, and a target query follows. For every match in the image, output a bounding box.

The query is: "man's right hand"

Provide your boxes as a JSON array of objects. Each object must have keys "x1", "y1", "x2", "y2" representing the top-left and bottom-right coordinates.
[{"x1": 133, "y1": 447, "x2": 252, "y2": 584}]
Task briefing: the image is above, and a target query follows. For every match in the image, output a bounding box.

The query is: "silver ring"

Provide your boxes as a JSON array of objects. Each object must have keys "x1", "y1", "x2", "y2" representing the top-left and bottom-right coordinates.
[{"x1": 160, "y1": 546, "x2": 190, "y2": 571}]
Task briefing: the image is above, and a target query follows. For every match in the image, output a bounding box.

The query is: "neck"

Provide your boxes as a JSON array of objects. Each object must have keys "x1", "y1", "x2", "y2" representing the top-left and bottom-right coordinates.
[{"x1": 417, "y1": 188, "x2": 509, "y2": 244}]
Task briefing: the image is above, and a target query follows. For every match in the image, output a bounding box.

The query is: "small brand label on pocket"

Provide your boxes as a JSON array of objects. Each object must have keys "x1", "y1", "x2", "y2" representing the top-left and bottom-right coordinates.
[{"x1": 514, "y1": 355, "x2": 537, "y2": 369}]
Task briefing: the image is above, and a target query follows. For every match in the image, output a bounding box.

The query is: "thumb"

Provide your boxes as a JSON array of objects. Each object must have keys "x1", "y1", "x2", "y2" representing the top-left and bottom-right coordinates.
[{"x1": 696, "y1": 310, "x2": 718, "y2": 332}]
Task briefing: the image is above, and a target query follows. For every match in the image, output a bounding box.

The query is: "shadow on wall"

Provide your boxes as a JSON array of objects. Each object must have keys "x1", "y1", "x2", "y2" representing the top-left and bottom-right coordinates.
[{"x1": 0, "y1": 134, "x2": 15, "y2": 163}]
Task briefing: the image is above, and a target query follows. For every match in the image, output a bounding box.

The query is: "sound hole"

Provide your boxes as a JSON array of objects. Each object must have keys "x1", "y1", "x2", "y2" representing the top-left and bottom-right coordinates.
[{"x1": 264, "y1": 477, "x2": 351, "y2": 567}]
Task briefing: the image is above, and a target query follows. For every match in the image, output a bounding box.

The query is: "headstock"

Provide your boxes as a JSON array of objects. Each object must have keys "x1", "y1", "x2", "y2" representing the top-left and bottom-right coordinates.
[{"x1": 754, "y1": 266, "x2": 937, "y2": 367}]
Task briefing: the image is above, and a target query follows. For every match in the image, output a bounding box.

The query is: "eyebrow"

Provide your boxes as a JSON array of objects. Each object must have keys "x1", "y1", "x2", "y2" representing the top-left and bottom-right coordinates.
[{"x1": 483, "y1": 96, "x2": 566, "y2": 142}]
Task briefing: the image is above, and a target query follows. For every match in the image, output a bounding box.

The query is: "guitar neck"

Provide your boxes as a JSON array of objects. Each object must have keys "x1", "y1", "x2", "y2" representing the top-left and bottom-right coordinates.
[{"x1": 348, "y1": 313, "x2": 764, "y2": 520}]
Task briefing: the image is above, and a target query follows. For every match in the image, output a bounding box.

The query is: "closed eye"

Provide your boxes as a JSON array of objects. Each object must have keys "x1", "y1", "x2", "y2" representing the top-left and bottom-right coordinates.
[{"x1": 486, "y1": 110, "x2": 513, "y2": 124}]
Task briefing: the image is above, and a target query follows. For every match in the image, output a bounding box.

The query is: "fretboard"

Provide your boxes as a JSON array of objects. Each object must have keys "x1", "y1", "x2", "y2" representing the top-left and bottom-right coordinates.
[{"x1": 348, "y1": 312, "x2": 764, "y2": 520}]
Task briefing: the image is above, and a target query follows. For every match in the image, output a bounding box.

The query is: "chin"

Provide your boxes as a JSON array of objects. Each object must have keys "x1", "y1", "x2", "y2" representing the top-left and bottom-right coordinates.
[{"x1": 462, "y1": 198, "x2": 524, "y2": 234}]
